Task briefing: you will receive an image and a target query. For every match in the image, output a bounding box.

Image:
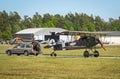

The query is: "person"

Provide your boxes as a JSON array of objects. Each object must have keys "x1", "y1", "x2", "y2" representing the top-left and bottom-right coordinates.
[{"x1": 31, "y1": 38, "x2": 40, "y2": 52}]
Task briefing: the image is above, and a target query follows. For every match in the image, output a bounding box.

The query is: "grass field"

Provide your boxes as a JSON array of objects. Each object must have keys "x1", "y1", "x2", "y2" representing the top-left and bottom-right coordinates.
[{"x1": 0, "y1": 45, "x2": 120, "y2": 79}]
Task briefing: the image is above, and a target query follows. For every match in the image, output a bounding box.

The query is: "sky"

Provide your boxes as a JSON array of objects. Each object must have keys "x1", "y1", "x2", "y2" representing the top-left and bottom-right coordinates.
[{"x1": 0, "y1": 0, "x2": 120, "y2": 21}]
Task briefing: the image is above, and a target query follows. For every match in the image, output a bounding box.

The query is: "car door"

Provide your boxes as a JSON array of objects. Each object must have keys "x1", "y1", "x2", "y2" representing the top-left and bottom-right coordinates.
[
  {"x1": 12, "y1": 45, "x2": 20, "y2": 53},
  {"x1": 18, "y1": 44, "x2": 25, "y2": 53}
]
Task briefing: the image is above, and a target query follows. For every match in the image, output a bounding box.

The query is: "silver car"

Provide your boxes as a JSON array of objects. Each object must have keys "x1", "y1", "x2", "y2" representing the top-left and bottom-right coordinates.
[{"x1": 6, "y1": 43, "x2": 41, "y2": 56}]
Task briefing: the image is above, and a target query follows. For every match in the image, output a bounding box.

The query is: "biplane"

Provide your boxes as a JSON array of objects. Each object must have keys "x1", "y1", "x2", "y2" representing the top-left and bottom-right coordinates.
[{"x1": 44, "y1": 31, "x2": 107, "y2": 57}]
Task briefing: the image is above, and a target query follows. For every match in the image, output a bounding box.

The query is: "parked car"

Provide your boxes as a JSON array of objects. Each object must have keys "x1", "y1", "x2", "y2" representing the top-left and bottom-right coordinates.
[
  {"x1": 6, "y1": 42, "x2": 41, "y2": 56},
  {"x1": 0, "y1": 40, "x2": 5, "y2": 44}
]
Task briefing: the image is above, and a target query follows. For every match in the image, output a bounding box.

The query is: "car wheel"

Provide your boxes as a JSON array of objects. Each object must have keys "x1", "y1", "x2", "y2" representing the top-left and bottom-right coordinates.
[
  {"x1": 17, "y1": 54, "x2": 21, "y2": 56},
  {"x1": 24, "y1": 51, "x2": 29, "y2": 56},
  {"x1": 7, "y1": 51, "x2": 12, "y2": 56},
  {"x1": 35, "y1": 53, "x2": 39, "y2": 56}
]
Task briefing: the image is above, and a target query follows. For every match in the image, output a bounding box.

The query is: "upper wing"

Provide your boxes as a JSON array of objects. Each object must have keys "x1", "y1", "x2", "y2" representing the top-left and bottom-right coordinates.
[{"x1": 58, "y1": 31, "x2": 108, "y2": 36}]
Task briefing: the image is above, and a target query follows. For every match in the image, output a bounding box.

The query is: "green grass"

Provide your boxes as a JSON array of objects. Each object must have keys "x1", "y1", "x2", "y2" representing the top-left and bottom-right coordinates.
[
  {"x1": 0, "y1": 45, "x2": 120, "y2": 79},
  {"x1": 0, "y1": 56, "x2": 120, "y2": 79},
  {"x1": 0, "y1": 45, "x2": 14, "y2": 54}
]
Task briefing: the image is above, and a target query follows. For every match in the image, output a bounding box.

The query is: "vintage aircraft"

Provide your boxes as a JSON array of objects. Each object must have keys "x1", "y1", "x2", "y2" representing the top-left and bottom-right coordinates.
[{"x1": 44, "y1": 31, "x2": 107, "y2": 57}]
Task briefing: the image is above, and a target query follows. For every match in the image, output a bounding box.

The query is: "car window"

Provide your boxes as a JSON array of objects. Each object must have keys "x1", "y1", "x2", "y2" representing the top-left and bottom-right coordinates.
[
  {"x1": 14, "y1": 44, "x2": 21, "y2": 48},
  {"x1": 20, "y1": 44, "x2": 25, "y2": 48},
  {"x1": 26, "y1": 44, "x2": 32, "y2": 48},
  {"x1": 14, "y1": 45, "x2": 18, "y2": 48}
]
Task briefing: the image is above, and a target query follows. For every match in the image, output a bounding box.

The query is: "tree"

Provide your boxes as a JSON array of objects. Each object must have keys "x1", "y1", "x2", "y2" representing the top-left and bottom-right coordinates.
[
  {"x1": 42, "y1": 13, "x2": 52, "y2": 24},
  {"x1": 23, "y1": 15, "x2": 34, "y2": 28},
  {"x1": 9, "y1": 11, "x2": 21, "y2": 34},
  {"x1": 2, "y1": 24, "x2": 12, "y2": 40},
  {"x1": 94, "y1": 16, "x2": 106, "y2": 31},
  {"x1": 108, "y1": 18, "x2": 120, "y2": 31},
  {"x1": 54, "y1": 14, "x2": 64, "y2": 28},
  {"x1": 64, "y1": 20, "x2": 74, "y2": 30},
  {"x1": 32, "y1": 12, "x2": 43, "y2": 27},
  {"x1": 0, "y1": 10, "x2": 120, "y2": 40}
]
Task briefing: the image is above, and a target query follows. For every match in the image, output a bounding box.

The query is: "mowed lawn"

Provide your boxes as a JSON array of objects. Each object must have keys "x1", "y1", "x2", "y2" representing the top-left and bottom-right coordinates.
[{"x1": 0, "y1": 45, "x2": 120, "y2": 79}]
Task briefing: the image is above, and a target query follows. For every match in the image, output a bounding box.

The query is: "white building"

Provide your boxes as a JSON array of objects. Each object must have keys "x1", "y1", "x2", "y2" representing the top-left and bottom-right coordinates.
[
  {"x1": 15, "y1": 28, "x2": 69, "y2": 41},
  {"x1": 100, "y1": 31, "x2": 120, "y2": 45}
]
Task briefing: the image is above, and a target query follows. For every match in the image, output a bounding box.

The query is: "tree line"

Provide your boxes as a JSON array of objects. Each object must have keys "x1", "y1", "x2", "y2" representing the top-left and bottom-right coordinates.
[{"x1": 0, "y1": 10, "x2": 120, "y2": 40}]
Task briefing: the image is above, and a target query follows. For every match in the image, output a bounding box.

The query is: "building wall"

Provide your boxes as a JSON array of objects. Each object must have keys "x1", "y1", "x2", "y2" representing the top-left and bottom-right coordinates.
[
  {"x1": 100, "y1": 36, "x2": 120, "y2": 44},
  {"x1": 34, "y1": 35, "x2": 74, "y2": 42},
  {"x1": 34, "y1": 35, "x2": 44, "y2": 40}
]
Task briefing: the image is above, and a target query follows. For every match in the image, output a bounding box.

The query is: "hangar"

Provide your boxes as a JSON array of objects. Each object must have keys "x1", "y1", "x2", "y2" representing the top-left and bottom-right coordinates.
[
  {"x1": 15, "y1": 28, "x2": 67, "y2": 41},
  {"x1": 15, "y1": 28, "x2": 120, "y2": 45}
]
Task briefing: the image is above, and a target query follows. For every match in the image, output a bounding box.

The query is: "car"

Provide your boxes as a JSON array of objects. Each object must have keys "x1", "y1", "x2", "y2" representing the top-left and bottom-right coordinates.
[
  {"x1": 0, "y1": 40, "x2": 5, "y2": 44},
  {"x1": 6, "y1": 42, "x2": 41, "y2": 56}
]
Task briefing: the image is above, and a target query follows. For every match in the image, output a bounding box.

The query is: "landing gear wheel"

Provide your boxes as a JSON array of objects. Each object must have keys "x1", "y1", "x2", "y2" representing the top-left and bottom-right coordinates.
[
  {"x1": 50, "y1": 53, "x2": 53, "y2": 56},
  {"x1": 83, "y1": 51, "x2": 89, "y2": 57},
  {"x1": 50, "y1": 52, "x2": 57, "y2": 57},
  {"x1": 54, "y1": 53, "x2": 57, "y2": 57},
  {"x1": 50, "y1": 52, "x2": 54, "y2": 56},
  {"x1": 94, "y1": 51, "x2": 99, "y2": 57}
]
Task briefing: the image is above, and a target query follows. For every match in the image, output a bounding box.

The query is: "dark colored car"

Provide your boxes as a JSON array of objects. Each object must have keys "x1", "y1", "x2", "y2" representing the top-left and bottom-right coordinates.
[{"x1": 6, "y1": 42, "x2": 41, "y2": 56}]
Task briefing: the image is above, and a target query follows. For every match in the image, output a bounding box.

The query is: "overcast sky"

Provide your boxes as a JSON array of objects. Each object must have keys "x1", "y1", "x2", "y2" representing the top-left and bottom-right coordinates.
[{"x1": 0, "y1": 0, "x2": 120, "y2": 21}]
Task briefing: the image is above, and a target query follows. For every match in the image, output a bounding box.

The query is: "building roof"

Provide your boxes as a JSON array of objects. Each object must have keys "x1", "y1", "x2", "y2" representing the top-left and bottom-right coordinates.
[
  {"x1": 108, "y1": 31, "x2": 120, "y2": 36},
  {"x1": 98, "y1": 31, "x2": 120, "y2": 36},
  {"x1": 15, "y1": 28, "x2": 67, "y2": 35},
  {"x1": 16, "y1": 28, "x2": 120, "y2": 36}
]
